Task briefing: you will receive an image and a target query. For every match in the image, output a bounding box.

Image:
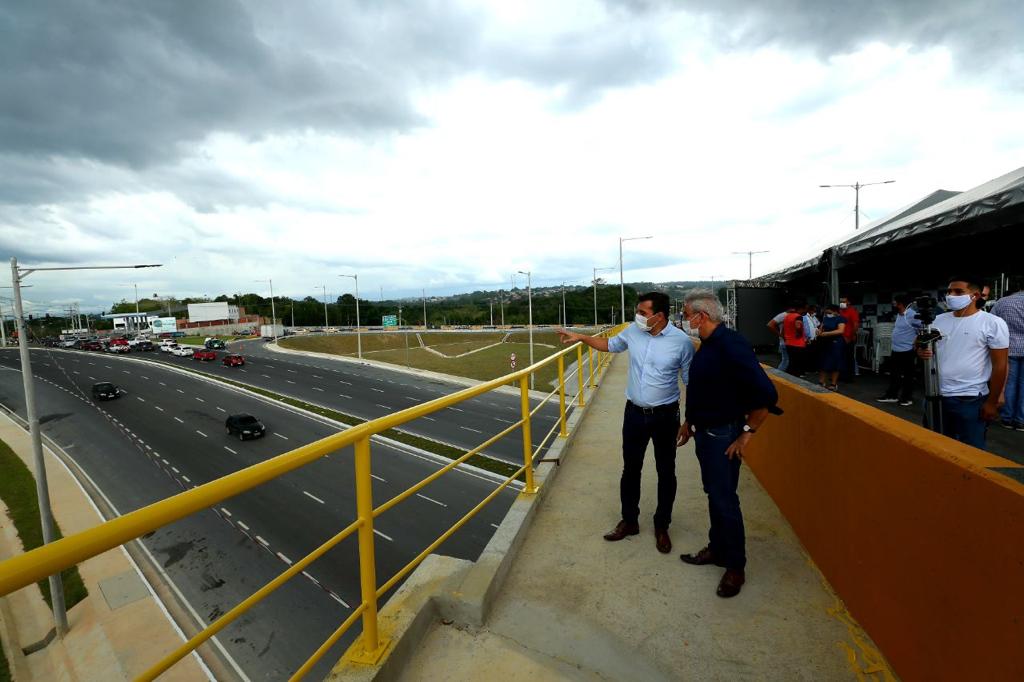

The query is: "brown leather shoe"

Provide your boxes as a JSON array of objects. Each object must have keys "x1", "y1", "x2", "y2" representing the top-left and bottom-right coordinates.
[
  {"x1": 679, "y1": 546, "x2": 726, "y2": 567},
  {"x1": 655, "y1": 528, "x2": 671, "y2": 554},
  {"x1": 603, "y1": 520, "x2": 639, "y2": 541},
  {"x1": 716, "y1": 569, "x2": 745, "y2": 598}
]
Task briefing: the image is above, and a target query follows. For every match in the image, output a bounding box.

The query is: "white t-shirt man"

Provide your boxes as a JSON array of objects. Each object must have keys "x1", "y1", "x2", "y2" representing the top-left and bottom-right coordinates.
[{"x1": 933, "y1": 310, "x2": 1010, "y2": 396}]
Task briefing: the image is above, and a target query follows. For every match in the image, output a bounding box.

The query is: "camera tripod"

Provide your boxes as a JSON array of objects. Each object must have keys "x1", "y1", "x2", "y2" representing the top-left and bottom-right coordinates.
[{"x1": 917, "y1": 325, "x2": 943, "y2": 433}]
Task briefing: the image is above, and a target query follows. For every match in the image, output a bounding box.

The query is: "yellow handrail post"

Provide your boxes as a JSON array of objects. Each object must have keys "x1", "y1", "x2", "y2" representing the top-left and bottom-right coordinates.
[
  {"x1": 557, "y1": 354, "x2": 568, "y2": 437},
  {"x1": 519, "y1": 376, "x2": 537, "y2": 493},
  {"x1": 348, "y1": 436, "x2": 389, "y2": 665},
  {"x1": 576, "y1": 345, "x2": 585, "y2": 407},
  {"x1": 588, "y1": 346, "x2": 595, "y2": 388}
]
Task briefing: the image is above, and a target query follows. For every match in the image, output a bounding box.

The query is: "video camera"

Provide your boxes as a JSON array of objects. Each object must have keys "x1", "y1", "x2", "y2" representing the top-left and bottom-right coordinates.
[{"x1": 914, "y1": 295, "x2": 939, "y2": 326}]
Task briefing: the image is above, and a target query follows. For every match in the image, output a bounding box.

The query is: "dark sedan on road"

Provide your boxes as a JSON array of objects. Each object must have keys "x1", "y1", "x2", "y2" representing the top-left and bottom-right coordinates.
[
  {"x1": 222, "y1": 354, "x2": 245, "y2": 367},
  {"x1": 225, "y1": 414, "x2": 266, "y2": 440},
  {"x1": 91, "y1": 382, "x2": 121, "y2": 400}
]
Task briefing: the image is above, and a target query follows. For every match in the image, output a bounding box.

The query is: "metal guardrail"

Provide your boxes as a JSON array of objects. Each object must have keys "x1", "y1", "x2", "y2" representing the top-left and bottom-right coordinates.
[{"x1": 0, "y1": 324, "x2": 626, "y2": 680}]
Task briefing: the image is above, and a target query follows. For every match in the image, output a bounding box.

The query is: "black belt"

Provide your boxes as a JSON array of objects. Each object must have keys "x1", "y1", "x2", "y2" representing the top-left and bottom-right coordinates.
[{"x1": 626, "y1": 400, "x2": 678, "y2": 415}]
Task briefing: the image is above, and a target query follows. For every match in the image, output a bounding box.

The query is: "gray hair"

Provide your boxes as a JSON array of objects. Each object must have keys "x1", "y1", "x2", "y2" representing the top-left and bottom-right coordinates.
[{"x1": 683, "y1": 288, "x2": 724, "y2": 322}]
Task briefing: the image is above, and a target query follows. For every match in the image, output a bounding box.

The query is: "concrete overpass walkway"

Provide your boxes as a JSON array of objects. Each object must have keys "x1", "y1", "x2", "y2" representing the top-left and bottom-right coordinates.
[{"x1": 396, "y1": 355, "x2": 892, "y2": 681}]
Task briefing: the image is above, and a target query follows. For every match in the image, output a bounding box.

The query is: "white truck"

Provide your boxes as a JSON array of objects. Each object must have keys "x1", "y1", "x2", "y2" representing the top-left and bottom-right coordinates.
[{"x1": 260, "y1": 324, "x2": 284, "y2": 340}]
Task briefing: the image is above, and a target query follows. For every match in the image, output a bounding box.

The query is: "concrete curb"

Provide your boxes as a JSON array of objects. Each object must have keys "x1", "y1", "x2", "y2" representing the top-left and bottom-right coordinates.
[{"x1": 325, "y1": 356, "x2": 618, "y2": 680}]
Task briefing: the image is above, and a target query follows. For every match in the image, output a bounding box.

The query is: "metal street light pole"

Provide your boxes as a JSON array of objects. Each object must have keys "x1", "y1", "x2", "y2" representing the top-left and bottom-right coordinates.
[
  {"x1": 593, "y1": 266, "x2": 616, "y2": 327},
  {"x1": 499, "y1": 289, "x2": 504, "y2": 327},
  {"x1": 731, "y1": 250, "x2": 769, "y2": 280},
  {"x1": 10, "y1": 258, "x2": 160, "y2": 638},
  {"x1": 561, "y1": 282, "x2": 566, "y2": 327},
  {"x1": 619, "y1": 235, "x2": 653, "y2": 324},
  {"x1": 340, "y1": 274, "x2": 361, "y2": 358},
  {"x1": 320, "y1": 284, "x2": 329, "y2": 330},
  {"x1": 517, "y1": 270, "x2": 534, "y2": 390},
  {"x1": 819, "y1": 179, "x2": 895, "y2": 302},
  {"x1": 421, "y1": 288, "x2": 427, "y2": 328},
  {"x1": 254, "y1": 279, "x2": 276, "y2": 342}
]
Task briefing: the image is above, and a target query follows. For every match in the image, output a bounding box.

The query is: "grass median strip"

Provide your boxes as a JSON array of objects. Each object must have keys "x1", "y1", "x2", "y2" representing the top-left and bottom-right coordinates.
[
  {"x1": 164, "y1": 364, "x2": 521, "y2": 478},
  {"x1": 0, "y1": 437, "x2": 88, "y2": 611}
]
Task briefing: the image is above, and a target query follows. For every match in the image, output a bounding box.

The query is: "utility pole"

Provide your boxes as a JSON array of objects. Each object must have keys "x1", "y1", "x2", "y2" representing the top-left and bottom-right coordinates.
[
  {"x1": 422, "y1": 288, "x2": 427, "y2": 328},
  {"x1": 340, "y1": 274, "x2": 361, "y2": 358},
  {"x1": 592, "y1": 266, "x2": 615, "y2": 328},
  {"x1": 732, "y1": 250, "x2": 769, "y2": 280},
  {"x1": 620, "y1": 235, "x2": 653, "y2": 324},
  {"x1": 499, "y1": 289, "x2": 505, "y2": 327},
  {"x1": 254, "y1": 279, "x2": 276, "y2": 342},
  {"x1": 0, "y1": 299, "x2": 7, "y2": 347},
  {"x1": 320, "y1": 284, "x2": 329, "y2": 330},
  {"x1": 489, "y1": 298, "x2": 494, "y2": 326},
  {"x1": 561, "y1": 282, "x2": 566, "y2": 327},
  {"x1": 518, "y1": 270, "x2": 534, "y2": 390},
  {"x1": 820, "y1": 179, "x2": 895, "y2": 303}
]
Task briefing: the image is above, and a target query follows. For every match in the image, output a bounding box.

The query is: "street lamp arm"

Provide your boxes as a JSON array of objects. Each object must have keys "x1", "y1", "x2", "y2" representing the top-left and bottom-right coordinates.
[{"x1": 17, "y1": 263, "x2": 162, "y2": 280}]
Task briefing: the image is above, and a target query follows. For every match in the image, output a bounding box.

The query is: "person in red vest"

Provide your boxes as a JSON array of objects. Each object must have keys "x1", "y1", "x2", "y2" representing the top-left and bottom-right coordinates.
[
  {"x1": 839, "y1": 296, "x2": 860, "y2": 381},
  {"x1": 781, "y1": 302, "x2": 807, "y2": 376}
]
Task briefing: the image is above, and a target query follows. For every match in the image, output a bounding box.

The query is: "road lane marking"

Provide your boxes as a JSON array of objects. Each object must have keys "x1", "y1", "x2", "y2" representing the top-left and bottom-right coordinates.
[
  {"x1": 371, "y1": 388, "x2": 384, "y2": 393},
  {"x1": 375, "y1": 404, "x2": 390, "y2": 410},
  {"x1": 273, "y1": 433, "x2": 289, "y2": 440},
  {"x1": 339, "y1": 380, "x2": 352, "y2": 385},
  {"x1": 492, "y1": 417, "x2": 513, "y2": 423},
  {"x1": 171, "y1": 467, "x2": 180, "y2": 473},
  {"x1": 196, "y1": 430, "x2": 208, "y2": 438},
  {"x1": 73, "y1": 370, "x2": 80, "y2": 375},
  {"x1": 490, "y1": 523, "x2": 500, "y2": 529},
  {"x1": 312, "y1": 387, "x2": 324, "y2": 392},
  {"x1": 262, "y1": 374, "x2": 271, "y2": 378},
  {"x1": 370, "y1": 474, "x2": 387, "y2": 483},
  {"x1": 137, "y1": 397, "x2": 145, "y2": 402},
  {"x1": 339, "y1": 394, "x2": 351, "y2": 399},
  {"x1": 122, "y1": 370, "x2": 130, "y2": 374},
  {"x1": 238, "y1": 521, "x2": 249, "y2": 531},
  {"x1": 264, "y1": 365, "x2": 275, "y2": 369},
  {"x1": 154, "y1": 406, "x2": 164, "y2": 412},
  {"x1": 449, "y1": 407, "x2": 464, "y2": 412},
  {"x1": 313, "y1": 375, "x2": 322, "y2": 379},
  {"x1": 174, "y1": 417, "x2": 184, "y2": 423},
  {"x1": 256, "y1": 535, "x2": 270, "y2": 547},
  {"x1": 460, "y1": 426, "x2": 482, "y2": 433},
  {"x1": 159, "y1": 381, "x2": 166, "y2": 386},
  {"x1": 220, "y1": 507, "x2": 232, "y2": 517},
  {"x1": 416, "y1": 494, "x2": 447, "y2": 507},
  {"x1": 88, "y1": 376, "x2": 96, "y2": 380},
  {"x1": 276, "y1": 552, "x2": 293, "y2": 565},
  {"x1": 422, "y1": 416, "x2": 436, "y2": 421},
  {"x1": 141, "y1": 375, "x2": 149, "y2": 379},
  {"x1": 224, "y1": 446, "x2": 237, "y2": 454},
  {"x1": 216, "y1": 406, "x2": 226, "y2": 412},
  {"x1": 329, "y1": 593, "x2": 349, "y2": 608},
  {"x1": 287, "y1": 369, "x2": 296, "y2": 373},
  {"x1": 373, "y1": 529, "x2": 393, "y2": 542},
  {"x1": 286, "y1": 380, "x2": 295, "y2": 384},
  {"x1": 182, "y1": 476, "x2": 191, "y2": 483},
  {"x1": 195, "y1": 397, "x2": 205, "y2": 403},
  {"x1": 303, "y1": 490, "x2": 325, "y2": 504},
  {"x1": 176, "y1": 389, "x2": 184, "y2": 394}
]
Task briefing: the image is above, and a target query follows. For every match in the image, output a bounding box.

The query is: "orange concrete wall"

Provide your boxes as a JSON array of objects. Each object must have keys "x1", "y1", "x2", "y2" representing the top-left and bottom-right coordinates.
[{"x1": 745, "y1": 375, "x2": 1024, "y2": 681}]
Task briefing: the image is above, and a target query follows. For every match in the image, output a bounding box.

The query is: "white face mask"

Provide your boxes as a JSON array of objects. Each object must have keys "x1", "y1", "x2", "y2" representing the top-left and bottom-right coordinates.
[
  {"x1": 685, "y1": 313, "x2": 701, "y2": 337},
  {"x1": 946, "y1": 293, "x2": 973, "y2": 311},
  {"x1": 839, "y1": 302, "x2": 848, "y2": 309},
  {"x1": 634, "y1": 313, "x2": 652, "y2": 331}
]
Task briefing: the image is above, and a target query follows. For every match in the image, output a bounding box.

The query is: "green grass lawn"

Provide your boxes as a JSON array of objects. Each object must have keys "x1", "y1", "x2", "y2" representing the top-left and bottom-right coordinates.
[
  {"x1": 175, "y1": 335, "x2": 241, "y2": 346},
  {"x1": 0, "y1": 439, "x2": 88, "y2": 611},
  {"x1": 282, "y1": 329, "x2": 599, "y2": 389}
]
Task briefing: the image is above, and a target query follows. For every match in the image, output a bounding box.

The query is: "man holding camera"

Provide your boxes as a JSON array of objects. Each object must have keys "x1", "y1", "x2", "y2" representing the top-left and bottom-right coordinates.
[
  {"x1": 877, "y1": 295, "x2": 921, "y2": 406},
  {"x1": 917, "y1": 277, "x2": 1009, "y2": 449}
]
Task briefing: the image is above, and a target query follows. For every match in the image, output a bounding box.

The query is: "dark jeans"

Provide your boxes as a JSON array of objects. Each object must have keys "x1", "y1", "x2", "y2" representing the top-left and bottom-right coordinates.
[
  {"x1": 784, "y1": 345, "x2": 805, "y2": 376},
  {"x1": 621, "y1": 401, "x2": 680, "y2": 529},
  {"x1": 884, "y1": 350, "x2": 917, "y2": 401},
  {"x1": 940, "y1": 394, "x2": 988, "y2": 449},
  {"x1": 694, "y1": 422, "x2": 746, "y2": 570},
  {"x1": 841, "y1": 340, "x2": 857, "y2": 381}
]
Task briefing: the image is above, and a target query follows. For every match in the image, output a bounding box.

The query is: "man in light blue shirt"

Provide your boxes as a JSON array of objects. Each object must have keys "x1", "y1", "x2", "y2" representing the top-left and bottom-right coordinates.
[
  {"x1": 558, "y1": 292, "x2": 694, "y2": 554},
  {"x1": 878, "y1": 294, "x2": 922, "y2": 406}
]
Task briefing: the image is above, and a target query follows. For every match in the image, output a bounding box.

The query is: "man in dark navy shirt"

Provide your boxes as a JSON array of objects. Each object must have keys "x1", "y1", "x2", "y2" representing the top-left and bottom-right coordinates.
[{"x1": 676, "y1": 289, "x2": 779, "y2": 598}]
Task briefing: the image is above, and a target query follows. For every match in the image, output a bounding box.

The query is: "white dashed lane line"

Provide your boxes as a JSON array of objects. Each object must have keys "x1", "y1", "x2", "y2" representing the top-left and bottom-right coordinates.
[
  {"x1": 276, "y1": 552, "x2": 293, "y2": 565},
  {"x1": 448, "y1": 407, "x2": 464, "y2": 412},
  {"x1": 238, "y1": 521, "x2": 249, "y2": 531},
  {"x1": 303, "y1": 490, "x2": 325, "y2": 504},
  {"x1": 338, "y1": 394, "x2": 352, "y2": 399},
  {"x1": 195, "y1": 430, "x2": 208, "y2": 438},
  {"x1": 174, "y1": 417, "x2": 184, "y2": 423},
  {"x1": 256, "y1": 535, "x2": 270, "y2": 547},
  {"x1": 286, "y1": 380, "x2": 295, "y2": 384},
  {"x1": 176, "y1": 389, "x2": 184, "y2": 394},
  {"x1": 195, "y1": 397, "x2": 205, "y2": 403},
  {"x1": 262, "y1": 374, "x2": 271, "y2": 378},
  {"x1": 370, "y1": 474, "x2": 387, "y2": 483},
  {"x1": 371, "y1": 388, "x2": 384, "y2": 393},
  {"x1": 136, "y1": 397, "x2": 145, "y2": 402},
  {"x1": 339, "y1": 380, "x2": 352, "y2": 385},
  {"x1": 273, "y1": 433, "x2": 289, "y2": 440},
  {"x1": 221, "y1": 508, "x2": 232, "y2": 517},
  {"x1": 224, "y1": 446, "x2": 237, "y2": 454},
  {"x1": 422, "y1": 416, "x2": 436, "y2": 422},
  {"x1": 373, "y1": 529, "x2": 393, "y2": 542},
  {"x1": 416, "y1": 494, "x2": 447, "y2": 508},
  {"x1": 460, "y1": 426, "x2": 483, "y2": 433},
  {"x1": 312, "y1": 387, "x2": 324, "y2": 392},
  {"x1": 154, "y1": 406, "x2": 164, "y2": 412},
  {"x1": 216, "y1": 406, "x2": 226, "y2": 412},
  {"x1": 375, "y1": 404, "x2": 390, "y2": 410},
  {"x1": 88, "y1": 376, "x2": 96, "y2": 380}
]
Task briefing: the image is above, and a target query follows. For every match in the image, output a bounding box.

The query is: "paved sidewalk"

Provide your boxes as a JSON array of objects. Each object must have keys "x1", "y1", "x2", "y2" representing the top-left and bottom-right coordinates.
[
  {"x1": 0, "y1": 413, "x2": 207, "y2": 681},
  {"x1": 398, "y1": 355, "x2": 892, "y2": 681}
]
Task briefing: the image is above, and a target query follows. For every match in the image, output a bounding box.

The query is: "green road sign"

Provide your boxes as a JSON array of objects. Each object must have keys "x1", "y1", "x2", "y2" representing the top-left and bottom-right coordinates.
[{"x1": 383, "y1": 314, "x2": 398, "y2": 328}]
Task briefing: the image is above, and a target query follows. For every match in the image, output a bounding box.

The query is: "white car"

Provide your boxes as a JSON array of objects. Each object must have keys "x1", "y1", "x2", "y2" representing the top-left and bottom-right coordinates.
[
  {"x1": 171, "y1": 346, "x2": 195, "y2": 357},
  {"x1": 160, "y1": 343, "x2": 178, "y2": 353}
]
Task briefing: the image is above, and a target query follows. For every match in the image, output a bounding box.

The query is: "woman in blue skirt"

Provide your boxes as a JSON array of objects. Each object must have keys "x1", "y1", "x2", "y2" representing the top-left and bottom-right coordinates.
[{"x1": 817, "y1": 303, "x2": 847, "y2": 390}]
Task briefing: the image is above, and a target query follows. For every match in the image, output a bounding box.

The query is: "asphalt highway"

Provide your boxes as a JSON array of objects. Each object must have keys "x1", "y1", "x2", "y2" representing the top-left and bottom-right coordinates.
[
  {"x1": 0, "y1": 347, "x2": 516, "y2": 680},
  {"x1": 127, "y1": 337, "x2": 567, "y2": 465}
]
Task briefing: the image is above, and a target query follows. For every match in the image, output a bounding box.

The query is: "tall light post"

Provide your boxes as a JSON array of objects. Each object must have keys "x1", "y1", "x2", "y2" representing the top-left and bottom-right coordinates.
[
  {"x1": 593, "y1": 266, "x2": 616, "y2": 327},
  {"x1": 561, "y1": 282, "x2": 567, "y2": 327},
  {"x1": 254, "y1": 279, "x2": 276, "y2": 342},
  {"x1": 619, "y1": 235, "x2": 653, "y2": 324},
  {"x1": 498, "y1": 288, "x2": 505, "y2": 327},
  {"x1": 339, "y1": 273, "x2": 361, "y2": 358},
  {"x1": 732, "y1": 250, "x2": 769, "y2": 280},
  {"x1": 318, "y1": 284, "x2": 329, "y2": 330},
  {"x1": 10, "y1": 259, "x2": 160, "y2": 637},
  {"x1": 820, "y1": 179, "x2": 895, "y2": 303},
  {"x1": 517, "y1": 270, "x2": 534, "y2": 390},
  {"x1": 421, "y1": 288, "x2": 427, "y2": 328}
]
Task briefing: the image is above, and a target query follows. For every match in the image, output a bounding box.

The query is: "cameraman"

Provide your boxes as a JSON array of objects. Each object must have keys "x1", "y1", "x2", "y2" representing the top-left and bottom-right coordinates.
[{"x1": 917, "y1": 277, "x2": 1010, "y2": 449}]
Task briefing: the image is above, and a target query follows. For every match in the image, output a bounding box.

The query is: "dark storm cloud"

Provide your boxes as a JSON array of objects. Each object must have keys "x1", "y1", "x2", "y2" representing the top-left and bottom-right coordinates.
[{"x1": 615, "y1": 0, "x2": 1024, "y2": 76}]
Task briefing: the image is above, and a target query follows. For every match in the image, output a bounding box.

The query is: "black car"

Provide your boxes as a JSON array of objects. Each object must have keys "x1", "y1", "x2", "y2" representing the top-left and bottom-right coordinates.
[
  {"x1": 91, "y1": 382, "x2": 121, "y2": 400},
  {"x1": 225, "y1": 414, "x2": 266, "y2": 441},
  {"x1": 136, "y1": 341, "x2": 156, "y2": 351},
  {"x1": 205, "y1": 339, "x2": 227, "y2": 350}
]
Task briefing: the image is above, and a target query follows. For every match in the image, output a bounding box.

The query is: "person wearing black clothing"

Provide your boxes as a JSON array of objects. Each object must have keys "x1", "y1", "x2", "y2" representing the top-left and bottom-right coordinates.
[{"x1": 676, "y1": 289, "x2": 779, "y2": 598}]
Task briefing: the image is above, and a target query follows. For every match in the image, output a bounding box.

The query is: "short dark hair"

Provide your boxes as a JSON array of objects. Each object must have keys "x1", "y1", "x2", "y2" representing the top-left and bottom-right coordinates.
[
  {"x1": 948, "y1": 276, "x2": 983, "y2": 292},
  {"x1": 893, "y1": 294, "x2": 913, "y2": 306},
  {"x1": 638, "y1": 291, "x2": 670, "y2": 317},
  {"x1": 825, "y1": 303, "x2": 841, "y2": 313}
]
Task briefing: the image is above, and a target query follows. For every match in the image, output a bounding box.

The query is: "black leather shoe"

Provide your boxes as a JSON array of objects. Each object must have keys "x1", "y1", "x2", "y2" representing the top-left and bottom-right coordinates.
[
  {"x1": 679, "y1": 546, "x2": 726, "y2": 567},
  {"x1": 655, "y1": 528, "x2": 671, "y2": 554},
  {"x1": 717, "y1": 569, "x2": 745, "y2": 598},
  {"x1": 603, "y1": 520, "x2": 639, "y2": 541}
]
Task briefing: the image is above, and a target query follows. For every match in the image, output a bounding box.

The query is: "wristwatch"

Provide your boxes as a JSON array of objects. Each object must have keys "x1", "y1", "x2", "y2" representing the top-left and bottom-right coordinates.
[{"x1": 742, "y1": 424, "x2": 757, "y2": 434}]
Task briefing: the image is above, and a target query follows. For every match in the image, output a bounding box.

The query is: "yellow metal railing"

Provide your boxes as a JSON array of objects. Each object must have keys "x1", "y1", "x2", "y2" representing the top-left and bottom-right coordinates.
[{"x1": 0, "y1": 324, "x2": 625, "y2": 680}]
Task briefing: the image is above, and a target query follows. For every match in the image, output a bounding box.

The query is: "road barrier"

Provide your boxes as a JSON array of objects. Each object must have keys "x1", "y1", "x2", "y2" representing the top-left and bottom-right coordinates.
[
  {"x1": 0, "y1": 325, "x2": 625, "y2": 680},
  {"x1": 745, "y1": 372, "x2": 1024, "y2": 681}
]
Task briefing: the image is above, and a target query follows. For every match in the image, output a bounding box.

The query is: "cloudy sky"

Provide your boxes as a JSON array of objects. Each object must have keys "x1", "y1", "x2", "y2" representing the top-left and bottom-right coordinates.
[{"x1": 3, "y1": 0, "x2": 1023, "y2": 314}]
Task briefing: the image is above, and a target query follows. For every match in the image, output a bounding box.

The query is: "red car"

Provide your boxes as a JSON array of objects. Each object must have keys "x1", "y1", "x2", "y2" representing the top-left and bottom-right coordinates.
[
  {"x1": 193, "y1": 349, "x2": 217, "y2": 361},
  {"x1": 222, "y1": 354, "x2": 245, "y2": 367}
]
